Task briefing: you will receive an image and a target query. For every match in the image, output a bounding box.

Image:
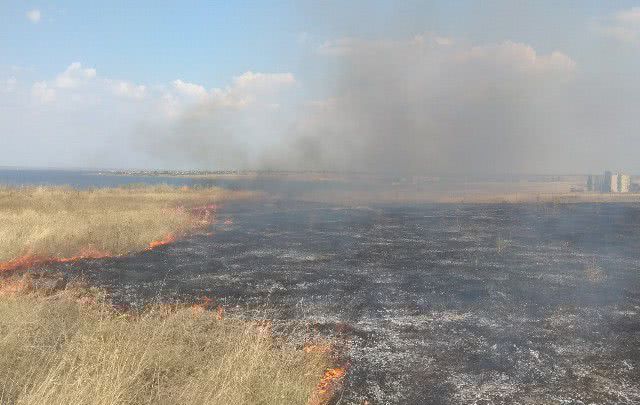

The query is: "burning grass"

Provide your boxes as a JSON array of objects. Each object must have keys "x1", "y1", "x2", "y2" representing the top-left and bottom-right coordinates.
[
  {"x1": 0, "y1": 185, "x2": 255, "y2": 271},
  {"x1": 0, "y1": 277, "x2": 332, "y2": 405}
]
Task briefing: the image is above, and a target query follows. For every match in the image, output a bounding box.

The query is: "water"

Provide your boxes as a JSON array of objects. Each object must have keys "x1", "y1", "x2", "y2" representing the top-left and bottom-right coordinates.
[
  {"x1": 39, "y1": 201, "x2": 640, "y2": 404},
  {"x1": 0, "y1": 168, "x2": 351, "y2": 195},
  {"x1": 0, "y1": 168, "x2": 193, "y2": 188}
]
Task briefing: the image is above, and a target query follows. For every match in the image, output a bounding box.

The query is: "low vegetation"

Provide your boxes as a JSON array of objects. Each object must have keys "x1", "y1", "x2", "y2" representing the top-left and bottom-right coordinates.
[
  {"x1": 0, "y1": 277, "x2": 331, "y2": 405},
  {"x1": 0, "y1": 185, "x2": 255, "y2": 266}
]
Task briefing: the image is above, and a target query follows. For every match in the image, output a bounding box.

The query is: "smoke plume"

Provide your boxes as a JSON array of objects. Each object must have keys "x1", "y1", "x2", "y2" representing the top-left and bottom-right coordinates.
[{"x1": 139, "y1": 35, "x2": 579, "y2": 175}]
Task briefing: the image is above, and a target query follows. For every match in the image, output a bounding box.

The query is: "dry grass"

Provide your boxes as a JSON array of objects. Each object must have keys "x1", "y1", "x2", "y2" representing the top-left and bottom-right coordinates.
[
  {"x1": 0, "y1": 279, "x2": 330, "y2": 405},
  {"x1": 0, "y1": 185, "x2": 255, "y2": 264}
]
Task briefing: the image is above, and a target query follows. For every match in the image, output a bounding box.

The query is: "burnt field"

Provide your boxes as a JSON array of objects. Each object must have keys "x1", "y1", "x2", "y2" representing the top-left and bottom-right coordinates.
[{"x1": 43, "y1": 201, "x2": 640, "y2": 404}]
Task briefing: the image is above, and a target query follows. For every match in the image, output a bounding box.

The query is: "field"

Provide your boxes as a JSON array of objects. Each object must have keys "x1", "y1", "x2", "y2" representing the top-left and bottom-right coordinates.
[
  {"x1": 0, "y1": 277, "x2": 330, "y2": 405},
  {"x1": 55, "y1": 200, "x2": 640, "y2": 403},
  {"x1": 0, "y1": 185, "x2": 255, "y2": 269},
  {"x1": 2, "y1": 179, "x2": 640, "y2": 403}
]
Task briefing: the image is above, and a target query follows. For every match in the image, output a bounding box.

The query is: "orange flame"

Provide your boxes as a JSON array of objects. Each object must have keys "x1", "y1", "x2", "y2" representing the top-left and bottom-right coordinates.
[
  {"x1": 309, "y1": 366, "x2": 348, "y2": 405},
  {"x1": 0, "y1": 233, "x2": 182, "y2": 274},
  {"x1": 146, "y1": 233, "x2": 176, "y2": 250},
  {"x1": 0, "y1": 234, "x2": 180, "y2": 273},
  {"x1": 0, "y1": 255, "x2": 40, "y2": 273},
  {"x1": 0, "y1": 202, "x2": 220, "y2": 274},
  {"x1": 0, "y1": 247, "x2": 112, "y2": 274}
]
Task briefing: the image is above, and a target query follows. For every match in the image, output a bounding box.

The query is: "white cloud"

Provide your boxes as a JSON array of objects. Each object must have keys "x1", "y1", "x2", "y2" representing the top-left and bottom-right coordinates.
[
  {"x1": 206, "y1": 71, "x2": 295, "y2": 109},
  {"x1": 600, "y1": 26, "x2": 638, "y2": 43},
  {"x1": 319, "y1": 35, "x2": 458, "y2": 56},
  {"x1": 598, "y1": 7, "x2": 640, "y2": 44},
  {"x1": 434, "y1": 36, "x2": 454, "y2": 46},
  {"x1": 615, "y1": 7, "x2": 640, "y2": 24},
  {"x1": 318, "y1": 37, "x2": 362, "y2": 55},
  {"x1": 208, "y1": 87, "x2": 252, "y2": 108},
  {"x1": 320, "y1": 36, "x2": 575, "y2": 75},
  {"x1": 136, "y1": 71, "x2": 297, "y2": 168},
  {"x1": 113, "y1": 81, "x2": 146, "y2": 100},
  {"x1": 31, "y1": 81, "x2": 55, "y2": 103},
  {"x1": 232, "y1": 71, "x2": 295, "y2": 90},
  {"x1": 460, "y1": 41, "x2": 575, "y2": 73},
  {"x1": 3, "y1": 77, "x2": 17, "y2": 92},
  {"x1": 168, "y1": 72, "x2": 295, "y2": 111},
  {"x1": 172, "y1": 79, "x2": 207, "y2": 99},
  {"x1": 24, "y1": 63, "x2": 99, "y2": 104},
  {"x1": 55, "y1": 62, "x2": 97, "y2": 89},
  {"x1": 26, "y1": 9, "x2": 41, "y2": 24}
]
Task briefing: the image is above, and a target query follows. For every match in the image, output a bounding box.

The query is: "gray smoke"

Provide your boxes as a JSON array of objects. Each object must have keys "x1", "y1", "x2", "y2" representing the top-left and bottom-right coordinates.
[
  {"x1": 261, "y1": 36, "x2": 575, "y2": 175},
  {"x1": 137, "y1": 35, "x2": 613, "y2": 175}
]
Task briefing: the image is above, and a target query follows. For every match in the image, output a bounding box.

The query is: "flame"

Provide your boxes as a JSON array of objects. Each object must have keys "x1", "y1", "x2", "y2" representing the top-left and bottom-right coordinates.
[
  {"x1": 0, "y1": 203, "x2": 219, "y2": 274},
  {"x1": 317, "y1": 367, "x2": 347, "y2": 392},
  {"x1": 308, "y1": 366, "x2": 348, "y2": 405},
  {"x1": 0, "y1": 255, "x2": 40, "y2": 273},
  {"x1": 0, "y1": 247, "x2": 112, "y2": 274},
  {"x1": 146, "y1": 234, "x2": 176, "y2": 250},
  {"x1": 0, "y1": 233, "x2": 179, "y2": 274}
]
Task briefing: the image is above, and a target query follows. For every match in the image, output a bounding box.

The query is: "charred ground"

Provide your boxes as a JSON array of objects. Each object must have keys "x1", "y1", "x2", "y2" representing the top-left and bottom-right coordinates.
[{"x1": 31, "y1": 199, "x2": 640, "y2": 404}]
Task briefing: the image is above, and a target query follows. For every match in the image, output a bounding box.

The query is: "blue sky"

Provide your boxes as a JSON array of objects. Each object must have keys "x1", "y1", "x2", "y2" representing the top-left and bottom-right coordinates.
[
  {"x1": 2, "y1": 1, "x2": 635, "y2": 84},
  {"x1": 2, "y1": 1, "x2": 305, "y2": 86},
  {"x1": 2, "y1": 1, "x2": 640, "y2": 172}
]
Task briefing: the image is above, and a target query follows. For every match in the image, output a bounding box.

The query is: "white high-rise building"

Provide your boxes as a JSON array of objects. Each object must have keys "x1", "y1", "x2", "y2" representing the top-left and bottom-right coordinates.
[
  {"x1": 610, "y1": 173, "x2": 619, "y2": 192},
  {"x1": 588, "y1": 172, "x2": 632, "y2": 193},
  {"x1": 602, "y1": 171, "x2": 631, "y2": 193},
  {"x1": 619, "y1": 174, "x2": 631, "y2": 193}
]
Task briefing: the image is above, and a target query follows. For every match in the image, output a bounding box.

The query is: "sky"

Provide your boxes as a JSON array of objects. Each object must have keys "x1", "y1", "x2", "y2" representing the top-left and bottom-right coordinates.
[{"x1": 1, "y1": 1, "x2": 640, "y2": 173}]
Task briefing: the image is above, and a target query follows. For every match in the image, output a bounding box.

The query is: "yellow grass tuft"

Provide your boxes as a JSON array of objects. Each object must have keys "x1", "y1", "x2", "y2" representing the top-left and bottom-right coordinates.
[
  {"x1": 0, "y1": 185, "x2": 255, "y2": 264},
  {"x1": 0, "y1": 282, "x2": 329, "y2": 405}
]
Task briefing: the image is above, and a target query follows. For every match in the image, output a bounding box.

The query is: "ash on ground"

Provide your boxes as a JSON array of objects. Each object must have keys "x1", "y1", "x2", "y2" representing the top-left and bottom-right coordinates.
[{"x1": 46, "y1": 202, "x2": 640, "y2": 404}]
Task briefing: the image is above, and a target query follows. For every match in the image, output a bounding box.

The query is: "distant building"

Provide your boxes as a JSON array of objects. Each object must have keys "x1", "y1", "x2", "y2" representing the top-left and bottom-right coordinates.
[
  {"x1": 586, "y1": 171, "x2": 632, "y2": 193},
  {"x1": 619, "y1": 174, "x2": 631, "y2": 193},
  {"x1": 593, "y1": 176, "x2": 604, "y2": 192},
  {"x1": 610, "y1": 173, "x2": 619, "y2": 192},
  {"x1": 604, "y1": 171, "x2": 613, "y2": 192}
]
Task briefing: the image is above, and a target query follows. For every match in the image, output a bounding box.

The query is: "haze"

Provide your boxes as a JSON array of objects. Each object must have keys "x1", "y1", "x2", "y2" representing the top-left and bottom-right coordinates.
[{"x1": 1, "y1": 1, "x2": 639, "y2": 175}]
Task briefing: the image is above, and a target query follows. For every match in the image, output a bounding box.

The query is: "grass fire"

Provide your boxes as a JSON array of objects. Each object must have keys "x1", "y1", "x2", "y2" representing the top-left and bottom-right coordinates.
[
  {"x1": 0, "y1": 185, "x2": 253, "y2": 272},
  {"x1": 0, "y1": 275, "x2": 333, "y2": 405},
  {"x1": 4, "y1": 1, "x2": 640, "y2": 403}
]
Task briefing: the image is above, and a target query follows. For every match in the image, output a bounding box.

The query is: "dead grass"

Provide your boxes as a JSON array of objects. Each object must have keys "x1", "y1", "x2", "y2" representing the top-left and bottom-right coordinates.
[
  {"x1": 0, "y1": 185, "x2": 255, "y2": 264},
  {"x1": 0, "y1": 279, "x2": 330, "y2": 405}
]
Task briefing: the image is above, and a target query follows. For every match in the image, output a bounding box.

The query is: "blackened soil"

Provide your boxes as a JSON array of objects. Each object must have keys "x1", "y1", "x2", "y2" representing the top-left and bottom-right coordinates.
[{"x1": 46, "y1": 202, "x2": 640, "y2": 404}]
